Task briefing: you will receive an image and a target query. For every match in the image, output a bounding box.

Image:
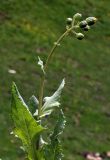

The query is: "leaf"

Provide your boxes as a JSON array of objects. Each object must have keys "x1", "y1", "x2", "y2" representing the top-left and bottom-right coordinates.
[
  {"x1": 50, "y1": 109, "x2": 66, "y2": 139},
  {"x1": 43, "y1": 109, "x2": 66, "y2": 160},
  {"x1": 41, "y1": 79, "x2": 65, "y2": 117},
  {"x1": 11, "y1": 82, "x2": 45, "y2": 160},
  {"x1": 29, "y1": 95, "x2": 39, "y2": 115},
  {"x1": 38, "y1": 56, "x2": 45, "y2": 74},
  {"x1": 39, "y1": 136, "x2": 48, "y2": 149}
]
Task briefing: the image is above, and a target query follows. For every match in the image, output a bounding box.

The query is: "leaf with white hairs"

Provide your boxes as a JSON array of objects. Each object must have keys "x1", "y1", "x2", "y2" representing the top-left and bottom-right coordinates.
[
  {"x1": 38, "y1": 56, "x2": 45, "y2": 74},
  {"x1": 40, "y1": 79, "x2": 65, "y2": 117}
]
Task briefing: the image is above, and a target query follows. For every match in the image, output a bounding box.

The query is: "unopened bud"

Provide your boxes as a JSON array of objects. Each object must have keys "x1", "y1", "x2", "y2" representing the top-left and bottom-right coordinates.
[
  {"x1": 83, "y1": 25, "x2": 90, "y2": 31},
  {"x1": 86, "y1": 17, "x2": 97, "y2": 26},
  {"x1": 79, "y1": 20, "x2": 87, "y2": 28},
  {"x1": 76, "y1": 33, "x2": 84, "y2": 40},
  {"x1": 74, "y1": 13, "x2": 82, "y2": 19},
  {"x1": 66, "y1": 18, "x2": 72, "y2": 25}
]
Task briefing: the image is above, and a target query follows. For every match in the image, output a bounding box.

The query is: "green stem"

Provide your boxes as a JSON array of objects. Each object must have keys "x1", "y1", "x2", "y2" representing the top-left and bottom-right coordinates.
[
  {"x1": 36, "y1": 26, "x2": 74, "y2": 151},
  {"x1": 38, "y1": 75, "x2": 45, "y2": 117},
  {"x1": 31, "y1": 142, "x2": 38, "y2": 160},
  {"x1": 38, "y1": 27, "x2": 73, "y2": 118},
  {"x1": 44, "y1": 29, "x2": 69, "y2": 70}
]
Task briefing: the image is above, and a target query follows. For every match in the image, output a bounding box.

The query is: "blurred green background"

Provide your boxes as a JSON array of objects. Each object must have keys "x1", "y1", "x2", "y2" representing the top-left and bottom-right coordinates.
[{"x1": 0, "y1": 0, "x2": 110, "y2": 160}]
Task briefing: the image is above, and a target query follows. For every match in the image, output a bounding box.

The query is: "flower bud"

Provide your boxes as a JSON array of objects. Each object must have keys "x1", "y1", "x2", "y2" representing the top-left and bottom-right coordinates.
[
  {"x1": 86, "y1": 17, "x2": 97, "y2": 26},
  {"x1": 66, "y1": 18, "x2": 72, "y2": 25},
  {"x1": 83, "y1": 25, "x2": 90, "y2": 31},
  {"x1": 74, "y1": 13, "x2": 82, "y2": 19},
  {"x1": 79, "y1": 20, "x2": 87, "y2": 28},
  {"x1": 76, "y1": 33, "x2": 84, "y2": 40}
]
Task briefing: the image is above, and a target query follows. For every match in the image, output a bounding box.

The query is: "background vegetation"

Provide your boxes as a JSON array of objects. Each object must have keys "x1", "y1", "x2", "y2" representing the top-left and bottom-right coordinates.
[{"x1": 0, "y1": 0, "x2": 110, "y2": 160}]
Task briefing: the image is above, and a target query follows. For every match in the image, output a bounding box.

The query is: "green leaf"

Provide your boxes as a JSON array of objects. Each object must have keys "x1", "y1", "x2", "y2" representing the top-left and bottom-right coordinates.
[
  {"x1": 38, "y1": 56, "x2": 45, "y2": 75},
  {"x1": 11, "y1": 82, "x2": 45, "y2": 160},
  {"x1": 43, "y1": 109, "x2": 66, "y2": 160},
  {"x1": 40, "y1": 79, "x2": 65, "y2": 118},
  {"x1": 50, "y1": 109, "x2": 66, "y2": 140},
  {"x1": 29, "y1": 95, "x2": 39, "y2": 115}
]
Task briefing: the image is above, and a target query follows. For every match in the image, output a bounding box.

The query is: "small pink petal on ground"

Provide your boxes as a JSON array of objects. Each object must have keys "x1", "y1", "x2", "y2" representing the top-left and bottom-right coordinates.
[
  {"x1": 86, "y1": 154, "x2": 96, "y2": 160},
  {"x1": 86, "y1": 154, "x2": 102, "y2": 160},
  {"x1": 96, "y1": 157, "x2": 102, "y2": 160},
  {"x1": 107, "y1": 151, "x2": 110, "y2": 157}
]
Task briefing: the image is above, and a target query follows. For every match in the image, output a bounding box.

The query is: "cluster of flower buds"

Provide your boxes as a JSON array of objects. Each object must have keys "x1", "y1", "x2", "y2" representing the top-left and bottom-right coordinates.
[
  {"x1": 66, "y1": 13, "x2": 97, "y2": 40},
  {"x1": 79, "y1": 17, "x2": 97, "y2": 30}
]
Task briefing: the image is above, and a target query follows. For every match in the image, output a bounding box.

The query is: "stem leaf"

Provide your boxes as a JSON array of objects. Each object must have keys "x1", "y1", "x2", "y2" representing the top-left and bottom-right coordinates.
[
  {"x1": 40, "y1": 79, "x2": 65, "y2": 117},
  {"x1": 43, "y1": 109, "x2": 66, "y2": 160},
  {"x1": 11, "y1": 82, "x2": 45, "y2": 160},
  {"x1": 29, "y1": 95, "x2": 39, "y2": 115},
  {"x1": 38, "y1": 56, "x2": 45, "y2": 74}
]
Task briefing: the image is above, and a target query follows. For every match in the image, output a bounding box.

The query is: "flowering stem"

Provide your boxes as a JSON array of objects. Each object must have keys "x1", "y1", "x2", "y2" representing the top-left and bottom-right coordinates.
[
  {"x1": 36, "y1": 27, "x2": 74, "y2": 150},
  {"x1": 38, "y1": 27, "x2": 74, "y2": 118}
]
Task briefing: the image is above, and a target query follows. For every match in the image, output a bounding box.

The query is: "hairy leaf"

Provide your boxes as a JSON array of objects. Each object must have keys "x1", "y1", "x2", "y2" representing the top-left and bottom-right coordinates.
[
  {"x1": 11, "y1": 82, "x2": 44, "y2": 160},
  {"x1": 29, "y1": 95, "x2": 39, "y2": 115},
  {"x1": 43, "y1": 109, "x2": 66, "y2": 160},
  {"x1": 38, "y1": 56, "x2": 45, "y2": 74},
  {"x1": 41, "y1": 79, "x2": 65, "y2": 117}
]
